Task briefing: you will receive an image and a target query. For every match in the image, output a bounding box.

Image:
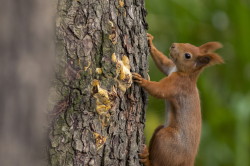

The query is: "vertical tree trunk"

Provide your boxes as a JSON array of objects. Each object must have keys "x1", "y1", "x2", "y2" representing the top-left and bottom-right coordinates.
[
  {"x1": 0, "y1": 0, "x2": 54, "y2": 166},
  {"x1": 48, "y1": 0, "x2": 149, "y2": 165}
]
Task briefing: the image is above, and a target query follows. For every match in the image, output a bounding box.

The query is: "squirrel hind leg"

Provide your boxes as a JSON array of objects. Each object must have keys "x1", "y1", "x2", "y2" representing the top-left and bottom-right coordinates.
[
  {"x1": 139, "y1": 125, "x2": 164, "y2": 166},
  {"x1": 139, "y1": 144, "x2": 151, "y2": 166},
  {"x1": 149, "y1": 125, "x2": 164, "y2": 151}
]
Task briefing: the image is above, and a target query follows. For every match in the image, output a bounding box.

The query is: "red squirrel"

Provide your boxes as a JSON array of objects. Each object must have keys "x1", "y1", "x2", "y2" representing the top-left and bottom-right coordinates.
[{"x1": 133, "y1": 34, "x2": 223, "y2": 166}]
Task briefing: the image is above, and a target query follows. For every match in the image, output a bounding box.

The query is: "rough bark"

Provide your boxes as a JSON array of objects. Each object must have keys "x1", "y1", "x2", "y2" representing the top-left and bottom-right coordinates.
[{"x1": 48, "y1": 0, "x2": 149, "y2": 165}]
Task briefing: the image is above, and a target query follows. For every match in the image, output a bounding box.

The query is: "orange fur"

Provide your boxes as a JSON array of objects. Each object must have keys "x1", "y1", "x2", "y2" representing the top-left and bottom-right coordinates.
[{"x1": 133, "y1": 34, "x2": 223, "y2": 166}]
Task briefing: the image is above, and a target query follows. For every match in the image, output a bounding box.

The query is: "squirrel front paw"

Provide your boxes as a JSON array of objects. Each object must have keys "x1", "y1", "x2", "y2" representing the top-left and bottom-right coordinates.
[
  {"x1": 139, "y1": 144, "x2": 150, "y2": 166},
  {"x1": 147, "y1": 33, "x2": 154, "y2": 46},
  {"x1": 147, "y1": 33, "x2": 154, "y2": 41},
  {"x1": 132, "y1": 73, "x2": 147, "y2": 87}
]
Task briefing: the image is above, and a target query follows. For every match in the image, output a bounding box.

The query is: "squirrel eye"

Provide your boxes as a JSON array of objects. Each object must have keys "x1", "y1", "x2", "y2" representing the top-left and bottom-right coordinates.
[{"x1": 184, "y1": 53, "x2": 192, "y2": 59}]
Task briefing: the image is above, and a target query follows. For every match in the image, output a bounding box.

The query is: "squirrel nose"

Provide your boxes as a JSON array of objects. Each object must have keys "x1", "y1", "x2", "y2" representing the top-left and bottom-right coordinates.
[{"x1": 171, "y1": 43, "x2": 176, "y2": 49}]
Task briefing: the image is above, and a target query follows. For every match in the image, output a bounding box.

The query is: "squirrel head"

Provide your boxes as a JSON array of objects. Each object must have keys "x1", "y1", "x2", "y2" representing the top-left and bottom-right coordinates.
[{"x1": 169, "y1": 42, "x2": 223, "y2": 73}]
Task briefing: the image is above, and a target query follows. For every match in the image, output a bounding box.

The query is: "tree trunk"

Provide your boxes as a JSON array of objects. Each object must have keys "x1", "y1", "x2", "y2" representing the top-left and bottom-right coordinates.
[
  {"x1": 48, "y1": 0, "x2": 149, "y2": 165},
  {"x1": 0, "y1": 0, "x2": 54, "y2": 166}
]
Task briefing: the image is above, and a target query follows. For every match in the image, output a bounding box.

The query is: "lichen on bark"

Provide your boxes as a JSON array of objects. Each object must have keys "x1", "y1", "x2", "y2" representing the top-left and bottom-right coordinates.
[{"x1": 48, "y1": 0, "x2": 149, "y2": 165}]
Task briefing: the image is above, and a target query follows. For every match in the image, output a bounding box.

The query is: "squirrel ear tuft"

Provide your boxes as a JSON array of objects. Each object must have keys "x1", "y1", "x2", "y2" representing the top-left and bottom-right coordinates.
[
  {"x1": 196, "y1": 53, "x2": 224, "y2": 68},
  {"x1": 199, "y1": 42, "x2": 223, "y2": 54}
]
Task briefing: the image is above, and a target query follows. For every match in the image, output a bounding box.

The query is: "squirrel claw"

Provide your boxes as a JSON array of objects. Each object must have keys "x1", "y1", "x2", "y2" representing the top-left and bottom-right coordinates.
[
  {"x1": 132, "y1": 73, "x2": 144, "y2": 85},
  {"x1": 132, "y1": 73, "x2": 142, "y2": 77},
  {"x1": 147, "y1": 33, "x2": 154, "y2": 40},
  {"x1": 139, "y1": 144, "x2": 149, "y2": 158},
  {"x1": 132, "y1": 73, "x2": 142, "y2": 80},
  {"x1": 147, "y1": 33, "x2": 154, "y2": 49},
  {"x1": 140, "y1": 144, "x2": 147, "y2": 151}
]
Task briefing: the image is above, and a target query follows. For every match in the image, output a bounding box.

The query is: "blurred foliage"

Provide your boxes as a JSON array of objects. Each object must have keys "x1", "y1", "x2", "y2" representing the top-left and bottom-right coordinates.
[{"x1": 144, "y1": 0, "x2": 250, "y2": 165}]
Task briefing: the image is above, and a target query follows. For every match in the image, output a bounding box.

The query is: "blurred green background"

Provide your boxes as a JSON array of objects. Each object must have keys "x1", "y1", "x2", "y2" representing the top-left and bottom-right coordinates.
[{"x1": 144, "y1": 0, "x2": 250, "y2": 165}]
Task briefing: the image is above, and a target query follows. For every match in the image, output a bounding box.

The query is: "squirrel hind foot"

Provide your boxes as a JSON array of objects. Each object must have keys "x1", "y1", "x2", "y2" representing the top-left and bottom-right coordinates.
[{"x1": 139, "y1": 144, "x2": 151, "y2": 166}]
